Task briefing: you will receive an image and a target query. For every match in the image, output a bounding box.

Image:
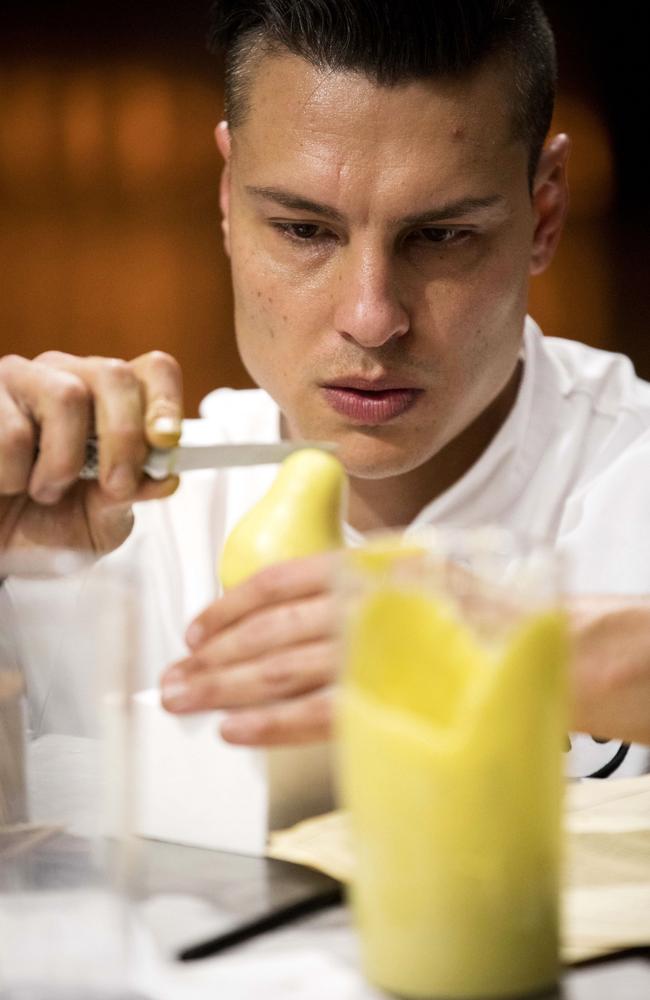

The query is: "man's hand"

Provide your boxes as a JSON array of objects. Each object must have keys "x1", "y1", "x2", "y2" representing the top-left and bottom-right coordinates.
[
  {"x1": 0, "y1": 351, "x2": 182, "y2": 555},
  {"x1": 161, "y1": 553, "x2": 341, "y2": 746},
  {"x1": 570, "y1": 596, "x2": 650, "y2": 746}
]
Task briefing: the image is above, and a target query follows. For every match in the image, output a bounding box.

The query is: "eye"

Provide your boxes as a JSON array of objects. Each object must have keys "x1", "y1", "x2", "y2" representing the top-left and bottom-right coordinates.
[
  {"x1": 415, "y1": 227, "x2": 472, "y2": 245},
  {"x1": 274, "y1": 222, "x2": 325, "y2": 241}
]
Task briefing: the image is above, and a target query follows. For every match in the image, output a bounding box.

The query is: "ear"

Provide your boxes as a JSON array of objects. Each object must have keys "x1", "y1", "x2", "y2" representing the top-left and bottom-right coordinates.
[
  {"x1": 529, "y1": 133, "x2": 571, "y2": 276},
  {"x1": 215, "y1": 121, "x2": 232, "y2": 257}
]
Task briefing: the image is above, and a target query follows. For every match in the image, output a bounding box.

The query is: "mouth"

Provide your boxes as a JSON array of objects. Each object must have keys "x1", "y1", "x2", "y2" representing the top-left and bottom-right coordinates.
[{"x1": 320, "y1": 378, "x2": 423, "y2": 424}]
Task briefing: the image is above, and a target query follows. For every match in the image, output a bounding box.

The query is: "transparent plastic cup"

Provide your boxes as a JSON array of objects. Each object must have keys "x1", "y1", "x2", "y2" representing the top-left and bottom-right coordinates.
[
  {"x1": 0, "y1": 548, "x2": 144, "y2": 1000},
  {"x1": 338, "y1": 528, "x2": 569, "y2": 1000}
]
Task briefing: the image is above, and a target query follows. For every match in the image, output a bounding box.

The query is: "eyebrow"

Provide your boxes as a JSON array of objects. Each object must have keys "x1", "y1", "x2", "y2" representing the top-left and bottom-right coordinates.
[
  {"x1": 245, "y1": 185, "x2": 506, "y2": 225},
  {"x1": 247, "y1": 186, "x2": 346, "y2": 222},
  {"x1": 400, "y1": 195, "x2": 506, "y2": 227}
]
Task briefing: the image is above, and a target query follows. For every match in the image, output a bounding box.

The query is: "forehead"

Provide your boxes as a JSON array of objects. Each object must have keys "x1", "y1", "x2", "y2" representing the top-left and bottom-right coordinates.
[{"x1": 230, "y1": 51, "x2": 526, "y2": 199}]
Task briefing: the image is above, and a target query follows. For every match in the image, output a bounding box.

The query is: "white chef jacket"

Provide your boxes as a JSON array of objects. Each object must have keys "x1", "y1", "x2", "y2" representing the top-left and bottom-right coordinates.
[{"x1": 5, "y1": 316, "x2": 650, "y2": 777}]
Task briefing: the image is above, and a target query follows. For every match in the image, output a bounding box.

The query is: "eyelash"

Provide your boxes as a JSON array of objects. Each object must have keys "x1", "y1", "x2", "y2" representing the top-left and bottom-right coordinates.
[
  {"x1": 271, "y1": 221, "x2": 473, "y2": 248},
  {"x1": 274, "y1": 222, "x2": 329, "y2": 242},
  {"x1": 412, "y1": 228, "x2": 472, "y2": 247}
]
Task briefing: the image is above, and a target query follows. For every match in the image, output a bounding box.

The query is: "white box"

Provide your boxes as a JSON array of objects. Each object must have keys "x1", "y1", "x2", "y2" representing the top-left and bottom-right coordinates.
[{"x1": 131, "y1": 689, "x2": 334, "y2": 855}]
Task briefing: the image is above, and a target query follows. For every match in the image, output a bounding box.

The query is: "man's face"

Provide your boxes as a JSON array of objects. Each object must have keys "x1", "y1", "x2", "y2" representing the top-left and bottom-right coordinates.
[{"x1": 218, "y1": 51, "x2": 556, "y2": 479}]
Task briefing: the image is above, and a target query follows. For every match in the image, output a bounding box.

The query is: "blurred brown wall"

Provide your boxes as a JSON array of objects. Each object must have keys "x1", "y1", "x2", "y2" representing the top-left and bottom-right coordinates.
[
  {"x1": 1, "y1": 3, "x2": 647, "y2": 415},
  {"x1": 0, "y1": 55, "x2": 246, "y2": 416}
]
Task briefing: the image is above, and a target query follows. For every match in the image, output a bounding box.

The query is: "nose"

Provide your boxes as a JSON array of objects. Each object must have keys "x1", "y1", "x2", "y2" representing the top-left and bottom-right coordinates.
[{"x1": 333, "y1": 244, "x2": 409, "y2": 348}]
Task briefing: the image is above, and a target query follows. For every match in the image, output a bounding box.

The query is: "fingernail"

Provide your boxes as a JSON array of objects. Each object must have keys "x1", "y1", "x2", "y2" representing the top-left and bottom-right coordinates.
[
  {"x1": 107, "y1": 463, "x2": 136, "y2": 498},
  {"x1": 162, "y1": 680, "x2": 193, "y2": 711},
  {"x1": 185, "y1": 622, "x2": 204, "y2": 648},
  {"x1": 152, "y1": 416, "x2": 181, "y2": 437},
  {"x1": 160, "y1": 474, "x2": 180, "y2": 495}
]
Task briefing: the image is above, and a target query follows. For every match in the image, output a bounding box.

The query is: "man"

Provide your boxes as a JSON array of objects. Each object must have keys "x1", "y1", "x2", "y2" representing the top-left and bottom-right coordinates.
[{"x1": 0, "y1": 1, "x2": 648, "y2": 776}]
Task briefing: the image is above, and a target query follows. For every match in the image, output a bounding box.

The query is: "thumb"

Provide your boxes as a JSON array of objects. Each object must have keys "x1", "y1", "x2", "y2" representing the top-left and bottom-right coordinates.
[{"x1": 84, "y1": 475, "x2": 179, "y2": 553}]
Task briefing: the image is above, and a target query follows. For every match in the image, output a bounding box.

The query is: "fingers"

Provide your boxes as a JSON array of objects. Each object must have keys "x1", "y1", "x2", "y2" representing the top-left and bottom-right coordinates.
[
  {"x1": 219, "y1": 688, "x2": 335, "y2": 746},
  {"x1": 130, "y1": 350, "x2": 183, "y2": 448},
  {"x1": 0, "y1": 354, "x2": 91, "y2": 503},
  {"x1": 84, "y1": 472, "x2": 181, "y2": 519},
  {"x1": 68, "y1": 349, "x2": 182, "y2": 494},
  {"x1": 88, "y1": 357, "x2": 148, "y2": 498},
  {"x1": 186, "y1": 592, "x2": 337, "y2": 674},
  {"x1": 161, "y1": 556, "x2": 343, "y2": 745},
  {"x1": 82, "y1": 475, "x2": 180, "y2": 553},
  {"x1": 162, "y1": 588, "x2": 338, "y2": 711},
  {"x1": 568, "y1": 594, "x2": 641, "y2": 631},
  {"x1": 570, "y1": 601, "x2": 650, "y2": 745},
  {"x1": 37, "y1": 351, "x2": 147, "y2": 500},
  {"x1": 0, "y1": 351, "x2": 183, "y2": 505},
  {"x1": 0, "y1": 364, "x2": 38, "y2": 495},
  {"x1": 187, "y1": 553, "x2": 341, "y2": 646},
  {"x1": 162, "y1": 638, "x2": 338, "y2": 712}
]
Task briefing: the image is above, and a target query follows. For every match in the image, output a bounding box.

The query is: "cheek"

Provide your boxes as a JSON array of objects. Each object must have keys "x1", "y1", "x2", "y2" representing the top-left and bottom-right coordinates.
[
  {"x1": 230, "y1": 249, "x2": 307, "y2": 395},
  {"x1": 231, "y1": 227, "x2": 309, "y2": 327},
  {"x1": 420, "y1": 237, "x2": 529, "y2": 353},
  {"x1": 231, "y1": 243, "x2": 284, "y2": 341}
]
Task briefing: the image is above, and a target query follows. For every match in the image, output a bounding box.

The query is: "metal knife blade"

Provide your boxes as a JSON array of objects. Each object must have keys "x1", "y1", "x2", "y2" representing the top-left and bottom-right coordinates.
[{"x1": 78, "y1": 437, "x2": 336, "y2": 481}]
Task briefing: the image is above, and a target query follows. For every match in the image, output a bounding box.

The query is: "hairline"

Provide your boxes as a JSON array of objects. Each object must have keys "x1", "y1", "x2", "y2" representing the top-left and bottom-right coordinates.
[{"x1": 225, "y1": 36, "x2": 541, "y2": 188}]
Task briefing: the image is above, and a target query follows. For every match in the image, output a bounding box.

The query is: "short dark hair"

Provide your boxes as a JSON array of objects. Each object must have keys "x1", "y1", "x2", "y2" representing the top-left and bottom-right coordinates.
[{"x1": 208, "y1": 1, "x2": 557, "y2": 185}]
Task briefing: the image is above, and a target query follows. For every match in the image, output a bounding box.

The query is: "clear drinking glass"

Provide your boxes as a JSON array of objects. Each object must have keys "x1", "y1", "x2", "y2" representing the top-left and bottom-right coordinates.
[
  {"x1": 0, "y1": 548, "x2": 142, "y2": 1000},
  {"x1": 338, "y1": 528, "x2": 568, "y2": 1000}
]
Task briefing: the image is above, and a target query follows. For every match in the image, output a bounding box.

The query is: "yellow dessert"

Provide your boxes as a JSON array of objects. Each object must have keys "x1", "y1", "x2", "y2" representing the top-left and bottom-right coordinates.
[
  {"x1": 219, "y1": 448, "x2": 346, "y2": 589},
  {"x1": 339, "y1": 577, "x2": 568, "y2": 999}
]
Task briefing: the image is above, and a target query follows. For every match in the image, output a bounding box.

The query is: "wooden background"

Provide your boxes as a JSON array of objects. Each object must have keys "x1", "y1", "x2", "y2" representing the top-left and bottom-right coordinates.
[{"x1": 1, "y1": 2, "x2": 647, "y2": 416}]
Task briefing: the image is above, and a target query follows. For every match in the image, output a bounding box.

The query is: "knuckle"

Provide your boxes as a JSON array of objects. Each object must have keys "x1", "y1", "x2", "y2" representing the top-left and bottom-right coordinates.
[
  {"x1": 100, "y1": 358, "x2": 136, "y2": 386},
  {"x1": 317, "y1": 596, "x2": 338, "y2": 633},
  {"x1": 302, "y1": 640, "x2": 335, "y2": 679},
  {"x1": 251, "y1": 563, "x2": 287, "y2": 604},
  {"x1": 50, "y1": 373, "x2": 89, "y2": 409},
  {"x1": 34, "y1": 350, "x2": 69, "y2": 366},
  {"x1": 217, "y1": 621, "x2": 250, "y2": 659},
  {"x1": 0, "y1": 354, "x2": 27, "y2": 380},
  {"x1": 261, "y1": 657, "x2": 295, "y2": 693},
  {"x1": 0, "y1": 416, "x2": 34, "y2": 455},
  {"x1": 285, "y1": 600, "x2": 309, "y2": 631},
  {"x1": 204, "y1": 673, "x2": 224, "y2": 703},
  {"x1": 255, "y1": 605, "x2": 289, "y2": 645},
  {"x1": 146, "y1": 350, "x2": 180, "y2": 377}
]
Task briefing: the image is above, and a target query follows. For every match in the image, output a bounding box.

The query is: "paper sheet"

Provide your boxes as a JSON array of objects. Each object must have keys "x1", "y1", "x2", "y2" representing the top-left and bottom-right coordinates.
[{"x1": 268, "y1": 774, "x2": 650, "y2": 964}]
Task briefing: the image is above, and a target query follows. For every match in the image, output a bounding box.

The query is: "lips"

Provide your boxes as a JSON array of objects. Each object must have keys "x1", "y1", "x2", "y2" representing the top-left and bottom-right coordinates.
[{"x1": 320, "y1": 378, "x2": 423, "y2": 424}]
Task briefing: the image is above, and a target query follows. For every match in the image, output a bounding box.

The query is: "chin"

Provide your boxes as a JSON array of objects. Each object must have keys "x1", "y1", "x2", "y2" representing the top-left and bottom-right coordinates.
[{"x1": 334, "y1": 432, "x2": 436, "y2": 480}]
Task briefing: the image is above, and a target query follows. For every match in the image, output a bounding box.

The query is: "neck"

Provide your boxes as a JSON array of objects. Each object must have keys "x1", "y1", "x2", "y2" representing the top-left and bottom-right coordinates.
[{"x1": 346, "y1": 361, "x2": 523, "y2": 533}]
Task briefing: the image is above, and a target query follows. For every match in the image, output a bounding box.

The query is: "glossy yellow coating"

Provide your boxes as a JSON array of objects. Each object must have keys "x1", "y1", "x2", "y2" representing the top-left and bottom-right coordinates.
[
  {"x1": 339, "y1": 583, "x2": 568, "y2": 999},
  {"x1": 219, "y1": 448, "x2": 346, "y2": 589}
]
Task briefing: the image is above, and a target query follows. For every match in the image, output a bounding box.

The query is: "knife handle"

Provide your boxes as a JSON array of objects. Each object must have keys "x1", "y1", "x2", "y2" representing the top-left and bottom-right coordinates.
[{"x1": 78, "y1": 438, "x2": 172, "y2": 481}]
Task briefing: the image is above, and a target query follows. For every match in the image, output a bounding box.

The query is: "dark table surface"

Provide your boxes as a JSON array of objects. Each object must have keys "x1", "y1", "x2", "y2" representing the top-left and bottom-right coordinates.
[{"x1": 3, "y1": 734, "x2": 648, "y2": 1000}]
